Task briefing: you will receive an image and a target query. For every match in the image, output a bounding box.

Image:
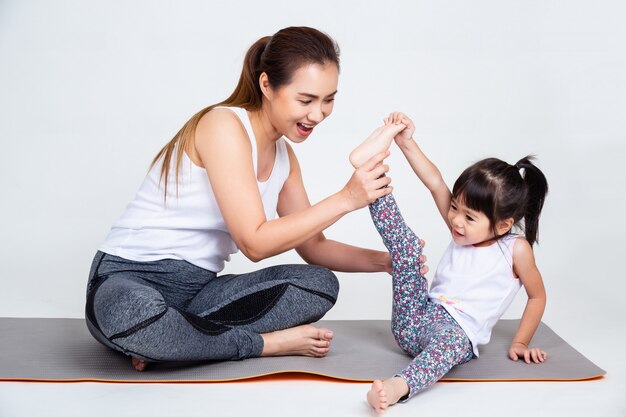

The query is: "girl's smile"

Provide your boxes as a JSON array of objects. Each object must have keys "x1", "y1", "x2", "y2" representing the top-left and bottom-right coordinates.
[{"x1": 448, "y1": 197, "x2": 494, "y2": 246}]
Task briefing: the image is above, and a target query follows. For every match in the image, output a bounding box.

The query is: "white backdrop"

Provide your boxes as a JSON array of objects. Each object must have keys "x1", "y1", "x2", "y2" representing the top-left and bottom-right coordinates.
[{"x1": 1, "y1": 0, "x2": 624, "y2": 344}]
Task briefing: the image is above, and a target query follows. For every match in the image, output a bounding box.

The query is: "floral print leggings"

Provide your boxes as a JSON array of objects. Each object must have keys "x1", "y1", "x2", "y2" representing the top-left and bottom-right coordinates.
[{"x1": 369, "y1": 194, "x2": 474, "y2": 399}]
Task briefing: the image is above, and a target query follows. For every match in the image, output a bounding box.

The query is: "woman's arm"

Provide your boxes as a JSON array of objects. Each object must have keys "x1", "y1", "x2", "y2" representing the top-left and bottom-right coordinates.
[
  {"x1": 280, "y1": 143, "x2": 430, "y2": 275},
  {"x1": 195, "y1": 109, "x2": 392, "y2": 262},
  {"x1": 277, "y1": 143, "x2": 392, "y2": 273},
  {"x1": 298, "y1": 234, "x2": 393, "y2": 273},
  {"x1": 509, "y1": 237, "x2": 548, "y2": 364}
]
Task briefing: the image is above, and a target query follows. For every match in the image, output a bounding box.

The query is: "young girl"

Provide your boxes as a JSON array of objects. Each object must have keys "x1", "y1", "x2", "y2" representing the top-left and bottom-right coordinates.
[{"x1": 350, "y1": 113, "x2": 549, "y2": 413}]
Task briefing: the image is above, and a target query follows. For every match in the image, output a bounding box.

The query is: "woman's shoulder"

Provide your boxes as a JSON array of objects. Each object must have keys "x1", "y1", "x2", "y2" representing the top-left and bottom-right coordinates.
[
  {"x1": 198, "y1": 107, "x2": 246, "y2": 132},
  {"x1": 193, "y1": 107, "x2": 253, "y2": 168},
  {"x1": 196, "y1": 107, "x2": 250, "y2": 146}
]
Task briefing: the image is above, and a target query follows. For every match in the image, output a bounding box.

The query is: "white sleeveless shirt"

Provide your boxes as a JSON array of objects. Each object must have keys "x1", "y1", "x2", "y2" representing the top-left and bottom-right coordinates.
[
  {"x1": 429, "y1": 234, "x2": 522, "y2": 357},
  {"x1": 99, "y1": 107, "x2": 291, "y2": 272}
]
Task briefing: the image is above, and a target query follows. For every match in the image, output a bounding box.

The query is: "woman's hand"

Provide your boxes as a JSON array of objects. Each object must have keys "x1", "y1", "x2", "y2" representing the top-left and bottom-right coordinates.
[
  {"x1": 508, "y1": 342, "x2": 547, "y2": 364},
  {"x1": 341, "y1": 151, "x2": 393, "y2": 211},
  {"x1": 381, "y1": 239, "x2": 429, "y2": 275},
  {"x1": 418, "y1": 239, "x2": 429, "y2": 276},
  {"x1": 384, "y1": 112, "x2": 415, "y2": 148}
]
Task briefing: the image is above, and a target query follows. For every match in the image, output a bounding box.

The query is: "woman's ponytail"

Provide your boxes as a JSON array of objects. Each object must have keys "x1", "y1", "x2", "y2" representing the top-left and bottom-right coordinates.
[
  {"x1": 223, "y1": 36, "x2": 271, "y2": 110},
  {"x1": 149, "y1": 37, "x2": 270, "y2": 201},
  {"x1": 515, "y1": 156, "x2": 549, "y2": 246}
]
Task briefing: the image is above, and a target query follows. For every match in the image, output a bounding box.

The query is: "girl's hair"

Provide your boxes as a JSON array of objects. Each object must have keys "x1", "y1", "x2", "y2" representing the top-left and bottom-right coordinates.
[
  {"x1": 151, "y1": 26, "x2": 340, "y2": 198},
  {"x1": 452, "y1": 156, "x2": 548, "y2": 246}
]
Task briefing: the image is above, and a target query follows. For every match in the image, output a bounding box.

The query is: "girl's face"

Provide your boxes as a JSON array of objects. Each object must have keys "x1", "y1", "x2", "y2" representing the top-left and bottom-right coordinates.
[
  {"x1": 448, "y1": 195, "x2": 514, "y2": 247},
  {"x1": 447, "y1": 197, "x2": 495, "y2": 247},
  {"x1": 262, "y1": 62, "x2": 339, "y2": 142}
]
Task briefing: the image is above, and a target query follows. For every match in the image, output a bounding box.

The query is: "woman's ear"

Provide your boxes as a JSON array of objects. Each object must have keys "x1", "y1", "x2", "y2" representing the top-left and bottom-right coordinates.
[
  {"x1": 259, "y1": 72, "x2": 272, "y2": 100},
  {"x1": 496, "y1": 218, "x2": 515, "y2": 235}
]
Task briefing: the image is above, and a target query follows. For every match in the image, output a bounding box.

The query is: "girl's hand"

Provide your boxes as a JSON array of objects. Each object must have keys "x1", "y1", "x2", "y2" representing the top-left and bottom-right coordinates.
[
  {"x1": 341, "y1": 151, "x2": 393, "y2": 211},
  {"x1": 383, "y1": 112, "x2": 415, "y2": 147},
  {"x1": 508, "y1": 342, "x2": 547, "y2": 364}
]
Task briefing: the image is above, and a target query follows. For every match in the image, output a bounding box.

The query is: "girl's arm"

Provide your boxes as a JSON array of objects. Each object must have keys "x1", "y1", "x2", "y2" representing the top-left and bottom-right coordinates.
[
  {"x1": 387, "y1": 113, "x2": 452, "y2": 229},
  {"x1": 510, "y1": 237, "x2": 548, "y2": 364},
  {"x1": 195, "y1": 109, "x2": 392, "y2": 262},
  {"x1": 396, "y1": 140, "x2": 452, "y2": 229}
]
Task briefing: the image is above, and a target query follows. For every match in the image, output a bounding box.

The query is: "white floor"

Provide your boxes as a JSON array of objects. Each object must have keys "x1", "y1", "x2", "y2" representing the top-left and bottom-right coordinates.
[
  {"x1": 0, "y1": 377, "x2": 621, "y2": 417},
  {"x1": 1, "y1": 318, "x2": 624, "y2": 417}
]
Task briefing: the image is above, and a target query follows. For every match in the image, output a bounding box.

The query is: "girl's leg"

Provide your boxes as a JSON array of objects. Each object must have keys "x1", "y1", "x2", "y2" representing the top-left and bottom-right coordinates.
[
  {"x1": 368, "y1": 194, "x2": 427, "y2": 352},
  {"x1": 397, "y1": 304, "x2": 473, "y2": 400},
  {"x1": 368, "y1": 305, "x2": 473, "y2": 411},
  {"x1": 367, "y1": 195, "x2": 472, "y2": 409}
]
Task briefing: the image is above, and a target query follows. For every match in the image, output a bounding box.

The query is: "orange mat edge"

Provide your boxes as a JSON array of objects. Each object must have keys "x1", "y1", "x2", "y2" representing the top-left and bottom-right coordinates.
[{"x1": 0, "y1": 370, "x2": 606, "y2": 384}]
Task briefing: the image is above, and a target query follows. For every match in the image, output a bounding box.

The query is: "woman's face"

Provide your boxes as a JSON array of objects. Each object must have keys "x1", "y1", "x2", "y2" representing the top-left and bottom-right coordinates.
[{"x1": 263, "y1": 62, "x2": 339, "y2": 142}]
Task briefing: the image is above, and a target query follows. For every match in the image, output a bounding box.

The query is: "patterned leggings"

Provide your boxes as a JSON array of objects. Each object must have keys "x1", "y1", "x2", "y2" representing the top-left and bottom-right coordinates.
[{"x1": 369, "y1": 194, "x2": 474, "y2": 399}]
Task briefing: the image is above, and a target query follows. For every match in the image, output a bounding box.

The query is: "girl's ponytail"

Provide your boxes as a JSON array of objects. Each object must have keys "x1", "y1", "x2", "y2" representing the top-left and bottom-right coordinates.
[{"x1": 515, "y1": 156, "x2": 548, "y2": 246}]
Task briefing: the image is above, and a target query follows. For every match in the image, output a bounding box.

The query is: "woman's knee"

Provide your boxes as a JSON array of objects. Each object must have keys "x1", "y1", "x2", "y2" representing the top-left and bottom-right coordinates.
[
  {"x1": 270, "y1": 265, "x2": 339, "y2": 324},
  {"x1": 90, "y1": 276, "x2": 168, "y2": 339},
  {"x1": 275, "y1": 264, "x2": 339, "y2": 301},
  {"x1": 309, "y1": 265, "x2": 339, "y2": 300}
]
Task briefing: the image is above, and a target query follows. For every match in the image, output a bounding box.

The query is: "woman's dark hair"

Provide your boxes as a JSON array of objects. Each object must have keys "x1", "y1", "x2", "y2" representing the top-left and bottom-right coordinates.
[
  {"x1": 452, "y1": 156, "x2": 548, "y2": 246},
  {"x1": 152, "y1": 26, "x2": 340, "y2": 199},
  {"x1": 224, "y1": 26, "x2": 340, "y2": 110}
]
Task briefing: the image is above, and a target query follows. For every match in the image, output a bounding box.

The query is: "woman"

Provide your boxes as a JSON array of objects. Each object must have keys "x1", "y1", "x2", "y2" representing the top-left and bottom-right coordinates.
[{"x1": 85, "y1": 26, "x2": 426, "y2": 371}]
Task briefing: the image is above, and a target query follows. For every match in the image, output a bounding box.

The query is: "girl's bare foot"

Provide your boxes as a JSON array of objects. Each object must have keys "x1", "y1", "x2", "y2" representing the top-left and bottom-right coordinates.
[
  {"x1": 366, "y1": 377, "x2": 410, "y2": 413},
  {"x1": 131, "y1": 356, "x2": 149, "y2": 371},
  {"x1": 349, "y1": 123, "x2": 406, "y2": 169},
  {"x1": 367, "y1": 380, "x2": 389, "y2": 414},
  {"x1": 261, "y1": 324, "x2": 334, "y2": 357}
]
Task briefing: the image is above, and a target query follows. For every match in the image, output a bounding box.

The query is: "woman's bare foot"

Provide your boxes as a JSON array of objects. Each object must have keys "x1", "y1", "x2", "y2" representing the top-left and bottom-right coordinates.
[
  {"x1": 131, "y1": 356, "x2": 149, "y2": 371},
  {"x1": 366, "y1": 377, "x2": 410, "y2": 413},
  {"x1": 260, "y1": 324, "x2": 334, "y2": 357},
  {"x1": 349, "y1": 123, "x2": 406, "y2": 169}
]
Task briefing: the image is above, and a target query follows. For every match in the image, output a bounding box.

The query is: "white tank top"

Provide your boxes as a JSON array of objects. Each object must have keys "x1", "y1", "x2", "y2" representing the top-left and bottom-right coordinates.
[
  {"x1": 99, "y1": 107, "x2": 291, "y2": 272},
  {"x1": 429, "y1": 234, "x2": 522, "y2": 357}
]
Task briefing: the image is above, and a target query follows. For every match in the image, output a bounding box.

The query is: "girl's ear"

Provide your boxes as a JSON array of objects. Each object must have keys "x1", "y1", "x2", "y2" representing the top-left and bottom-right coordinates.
[
  {"x1": 259, "y1": 72, "x2": 272, "y2": 100},
  {"x1": 496, "y1": 218, "x2": 515, "y2": 236}
]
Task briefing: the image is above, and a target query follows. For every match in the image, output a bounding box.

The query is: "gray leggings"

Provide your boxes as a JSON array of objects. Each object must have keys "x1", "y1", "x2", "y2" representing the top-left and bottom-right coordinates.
[{"x1": 85, "y1": 252, "x2": 339, "y2": 362}]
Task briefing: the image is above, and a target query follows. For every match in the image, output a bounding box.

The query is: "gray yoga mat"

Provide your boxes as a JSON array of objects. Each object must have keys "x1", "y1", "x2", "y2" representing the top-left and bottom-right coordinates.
[{"x1": 0, "y1": 318, "x2": 605, "y2": 382}]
